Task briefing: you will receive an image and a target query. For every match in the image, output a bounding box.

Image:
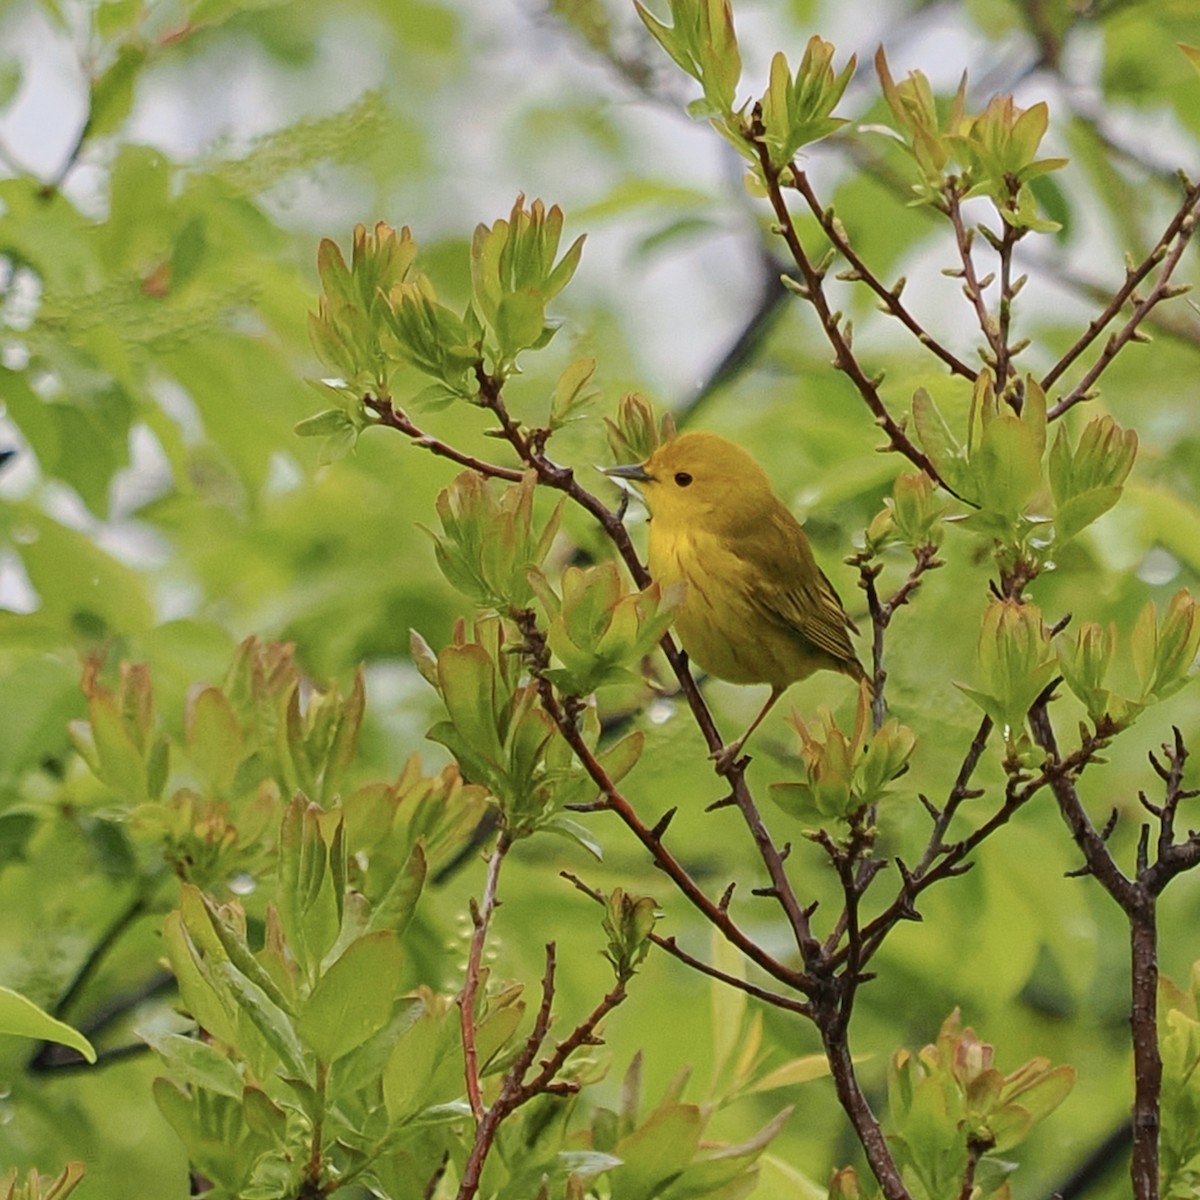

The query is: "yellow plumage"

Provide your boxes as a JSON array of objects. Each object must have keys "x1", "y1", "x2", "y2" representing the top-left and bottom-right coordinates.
[{"x1": 607, "y1": 431, "x2": 864, "y2": 765}]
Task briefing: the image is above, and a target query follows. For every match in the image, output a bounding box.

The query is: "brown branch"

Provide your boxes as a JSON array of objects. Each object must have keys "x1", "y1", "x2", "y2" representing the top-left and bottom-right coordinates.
[
  {"x1": 458, "y1": 828, "x2": 513, "y2": 1123},
  {"x1": 560, "y1": 871, "x2": 813, "y2": 1016},
  {"x1": 749, "y1": 133, "x2": 962, "y2": 498},
  {"x1": 1027, "y1": 700, "x2": 1164, "y2": 1200},
  {"x1": 511, "y1": 613, "x2": 815, "y2": 995},
  {"x1": 820, "y1": 1017, "x2": 908, "y2": 1200},
  {"x1": 944, "y1": 189, "x2": 1005, "y2": 376},
  {"x1": 788, "y1": 171, "x2": 978, "y2": 383},
  {"x1": 992, "y1": 212, "x2": 1025, "y2": 387},
  {"x1": 365, "y1": 395, "x2": 524, "y2": 481},
  {"x1": 511, "y1": 965, "x2": 628, "y2": 1109},
  {"x1": 1042, "y1": 176, "x2": 1200, "y2": 403},
  {"x1": 853, "y1": 541, "x2": 943, "y2": 728}
]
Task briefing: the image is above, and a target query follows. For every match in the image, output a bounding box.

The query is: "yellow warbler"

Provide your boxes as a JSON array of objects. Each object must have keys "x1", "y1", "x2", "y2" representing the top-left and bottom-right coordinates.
[{"x1": 606, "y1": 431, "x2": 866, "y2": 766}]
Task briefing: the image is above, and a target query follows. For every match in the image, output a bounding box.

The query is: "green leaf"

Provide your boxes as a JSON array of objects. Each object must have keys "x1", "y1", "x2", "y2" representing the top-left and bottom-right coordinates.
[
  {"x1": 541, "y1": 815, "x2": 604, "y2": 860},
  {"x1": 383, "y1": 1003, "x2": 464, "y2": 1123},
  {"x1": 494, "y1": 290, "x2": 546, "y2": 358},
  {"x1": 142, "y1": 1030, "x2": 244, "y2": 1099},
  {"x1": 911, "y1": 389, "x2": 969, "y2": 497},
  {"x1": 186, "y1": 685, "x2": 244, "y2": 794},
  {"x1": 294, "y1": 409, "x2": 353, "y2": 438},
  {"x1": 368, "y1": 841, "x2": 427, "y2": 936},
  {"x1": 748, "y1": 1055, "x2": 833, "y2": 1093},
  {"x1": 0, "y1": 986, "x2": 95, "y2": 1063},
  {"x1": 975, "y1": 413, "x2": 1042, "y2": 520},
  {"x1": 218, "y1": 961, "x2": 309, "y2": 1079},
  {"x1": 297, "y1": 931, "x2": 405, "y2": 1062},
  {"x1": 87, "y1": 43, "x2": 146, "y2": 138},
  {"x1": 611, "y1": 1103, "x2": 705, "y2": 1200}
]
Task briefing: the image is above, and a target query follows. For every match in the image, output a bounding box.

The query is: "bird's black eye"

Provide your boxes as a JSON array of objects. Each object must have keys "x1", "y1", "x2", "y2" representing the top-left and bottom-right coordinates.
[{"x1": 674, "y1": 472, "x2": 693, "y2": 487}]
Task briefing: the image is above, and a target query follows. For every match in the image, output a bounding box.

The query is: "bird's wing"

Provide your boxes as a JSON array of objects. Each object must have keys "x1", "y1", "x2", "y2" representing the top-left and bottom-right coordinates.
[{"x1": 734, "y1": 508, "x2": 863, "y2": 673}]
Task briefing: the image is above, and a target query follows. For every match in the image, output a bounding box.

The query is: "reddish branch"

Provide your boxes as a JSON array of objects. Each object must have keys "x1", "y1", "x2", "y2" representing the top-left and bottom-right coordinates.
[
  {"x1": 458, "y1": 941, "x2": 633, "y2": 1200},
  {"x1": 788, "y1": 171, "x2": 978, "y2": 382},
  {"x1": 750, "y1": 137, "x2": 959, "y2": 496},
  {"x1": 459, "y1": 828, "x2": 512, "y2": 1122},
  {"x1": 1041, "y1": 176, "x2": 1200, "y2": 410}
]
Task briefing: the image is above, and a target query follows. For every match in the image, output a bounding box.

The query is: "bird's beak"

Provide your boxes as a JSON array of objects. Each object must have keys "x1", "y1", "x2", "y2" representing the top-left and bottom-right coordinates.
[{"x1": 601, "y1": 462, "x2": 653, "y2": 483}]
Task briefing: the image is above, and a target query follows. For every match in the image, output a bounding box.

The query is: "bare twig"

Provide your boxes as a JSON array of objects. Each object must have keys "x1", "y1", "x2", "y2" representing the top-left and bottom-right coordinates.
[
  {"x1": 562, "y1": 870, "x2": 814, "y2": 1016},
  {"x1": 1042, "y1": 176, "x2": 1200, "y2": 406},
  {"x1": 459, "y1": 829, "x2": 512, "y2": 1123},
  {"x1": 365, "y1": 395, "x2": 524, "y2": 481},
  {"x1": 749, "y1": 132, "x2": 963, "y2": 498},
  {"x1": 944, "y1": 189, "x2": 1006, "y2": 376},
  {"x1": 853, "y1": 541, "x2": 944, "y2": 727},
  {"x1": 789, "y1": 171, "x2": 978, "y2": 383}
]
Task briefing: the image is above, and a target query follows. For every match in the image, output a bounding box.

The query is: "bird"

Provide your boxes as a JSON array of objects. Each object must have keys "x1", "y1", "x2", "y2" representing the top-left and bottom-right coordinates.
[{"x1": 605, "y1": 431, "x2": 866, "y2": 768}]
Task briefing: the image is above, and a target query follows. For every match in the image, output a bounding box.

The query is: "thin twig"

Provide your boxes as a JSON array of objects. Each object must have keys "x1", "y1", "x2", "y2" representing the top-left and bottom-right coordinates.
[
  {"x1": 459, "y1": 828, "x2": 512, "y2": 1123},
  {"x1": 562, "y1": 871, "x2": 813, "y2": 1016},
  {"x1": 365, "y1": 396, "x2": 525, "y2": 482},
  {"x1": 944, "y1": 189, "x2": 1005, "y2": 374},
  {"x1": 789, "y1": 171, "x2": 978, "y2": 382},
  {"x1": 749, "y1": 132, "x2": 962, "y2": 497},
  {"x1": 1042, "y1": 177, "x2": 1200, "y2": 402}
]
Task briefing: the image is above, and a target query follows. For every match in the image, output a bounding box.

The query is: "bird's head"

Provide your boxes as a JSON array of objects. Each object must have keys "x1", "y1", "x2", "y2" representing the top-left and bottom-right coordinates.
[{"x1": 604, "y1": 431, "x2": 778, "y2": 534}]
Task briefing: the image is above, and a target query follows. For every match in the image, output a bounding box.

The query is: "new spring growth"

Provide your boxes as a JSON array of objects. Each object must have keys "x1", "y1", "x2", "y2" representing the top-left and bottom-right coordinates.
[
  {"x1": 603, "y1": 392, "x2": 676, "y2": 464},
  {"x1": 531, "y1": 560, "x2": 682, "y2": 696},
  {"x1": 875, "y1": 47, "x2": 1066, "y2": 226},
  {"x1": 425, "y1": 471, "x2": 563, "y2": 612},
  {"x1": 758, "y1": 36, "x2": 856, "y2": 170},
  {"x1": 770, "y1": 684, "x2": 916, "y2": 823},
  {"x1": 1056, "y1": 620, "x2": 1122, "y2": 728},
  {"x1": 69, "y1": 659, "x2": 168, "y2": 806},
  {"x1": 634, "y1": 0, "x2": 741, "y2": 118},
  {"x1": 411, "y1": 618, "x2": 638, "y2": 847},
  {"x1": 470, "y1": 195, "x2": 585, "y2": 372},
  {"x1": 888, "y1": 1010, "x2": 1074, "y2": 1182},
  {"x1": 959, "y1": 598, "x2": 1056, "y2": 743},
  {"x1": 912, "y1": 372, "x2": 1137, "y2": 555},
  {"x1": 601, "y1": 888, "x2": 659, "y2": 981},
  {"x1": 308, "y1": 221, "x2": 419, "y2": 396},
  {"x1": 1133, "y1": 589, "x2": 1200, "y2": 704},
  {"x1": 864, "y1": 470, "x2": 947, "y2": 552}
]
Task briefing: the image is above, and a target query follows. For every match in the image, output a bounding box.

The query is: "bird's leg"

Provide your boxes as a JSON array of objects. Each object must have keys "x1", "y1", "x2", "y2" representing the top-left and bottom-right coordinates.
[{"x1": 711, "y1": 685, "x2": 785, "y2": 771}]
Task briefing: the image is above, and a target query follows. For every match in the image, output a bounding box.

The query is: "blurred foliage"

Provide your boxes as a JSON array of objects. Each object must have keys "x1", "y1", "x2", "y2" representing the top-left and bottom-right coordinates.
[{"x1": 0, "y1": 0, "x2": 1198, "y2": 1197}]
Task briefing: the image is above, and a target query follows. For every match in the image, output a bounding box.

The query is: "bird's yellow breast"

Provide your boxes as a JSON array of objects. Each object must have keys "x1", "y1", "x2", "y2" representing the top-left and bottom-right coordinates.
[{"x1": 648, "y1": 519, "x2": 830, "y2": 689}]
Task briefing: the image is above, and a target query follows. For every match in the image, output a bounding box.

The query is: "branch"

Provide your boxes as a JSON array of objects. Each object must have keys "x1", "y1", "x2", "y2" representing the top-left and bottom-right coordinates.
[
  {"x1": 458, "y1": 941, "x2": 631, "y2": 1199},
  {"x1": 789, "y1": 171, "x2": 978, "y2": 382},
  {"x1": 1027, "y1": 701, "x2": 1137, "y2": 910},
  {"x1": 562, "y1": 870, "x2": 814, "y2": 1017},
  {"x1": 750, "y1": 135, "x2": 963, "y2": 497},
  {"x1": 1042, "y1": 175, "x2": 1200, "y2": 404},
  {"x1": 853, "y1": 541, "x2": 943, "y2": 727},
  {"x1": 458, "y1": 828, "x2": 512, "y2": 1123},
  {"x1": 364, "y1": 395, "x2": 525, "y2": 482},
  {"x1": 1141, "y1": 727, "x2": 1200, "y2": 894},
  {"x1": 944, "y1": 189, "x2": 1006, "y2": 376},
  {"x1": 512, "y1": 613, "x2": 815, "y2": 995},
  {"x1": 510, "y1": 954, "x2": 629, "y2": 1109}
]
